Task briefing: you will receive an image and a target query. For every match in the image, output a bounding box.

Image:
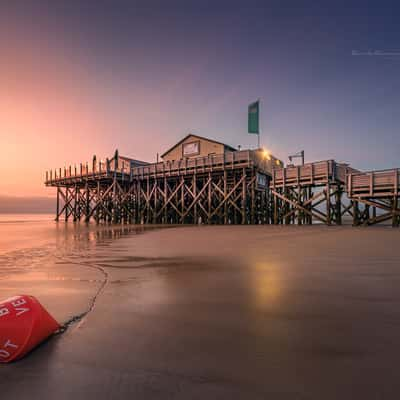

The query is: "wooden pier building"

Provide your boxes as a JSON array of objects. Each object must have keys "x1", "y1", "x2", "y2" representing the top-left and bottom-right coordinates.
[{"x1": 45, "y1": 134, "x2": 400, "y2": 227}]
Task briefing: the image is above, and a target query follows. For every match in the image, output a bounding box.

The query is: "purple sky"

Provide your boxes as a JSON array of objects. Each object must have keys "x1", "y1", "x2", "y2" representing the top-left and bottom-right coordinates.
[{"x1": 1, "y1": 0, "x2": 400, "y2": 210}]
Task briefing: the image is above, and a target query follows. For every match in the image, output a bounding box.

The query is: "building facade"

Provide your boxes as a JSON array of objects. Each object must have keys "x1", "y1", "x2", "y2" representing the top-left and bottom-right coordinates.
[{"x1": 161, "y1": 134, "x2": 237, "y2": 161}]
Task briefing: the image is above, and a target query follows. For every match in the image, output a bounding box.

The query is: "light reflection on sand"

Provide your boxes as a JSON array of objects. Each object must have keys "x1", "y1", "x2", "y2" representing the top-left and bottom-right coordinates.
[{"x1": 251, "y1": 261, "x2": 282, "y2": 307}]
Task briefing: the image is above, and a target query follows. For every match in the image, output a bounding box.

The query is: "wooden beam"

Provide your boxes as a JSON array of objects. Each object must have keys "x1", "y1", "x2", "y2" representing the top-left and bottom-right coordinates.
[{"x1": 271, "y1": 189, "x2": 327, "y2": 224}]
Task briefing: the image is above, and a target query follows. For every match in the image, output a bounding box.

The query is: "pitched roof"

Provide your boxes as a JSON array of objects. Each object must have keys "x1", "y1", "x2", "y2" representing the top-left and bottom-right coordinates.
[
  {"x1": 119, "y1": 155, "x2": 149, "y2": 165},
  {"x1": 161, "y1": 134, "x2": 236, "y2": 158},
  {"x1": 110, "y1": 154, "x2": 149, "y2": 166}
]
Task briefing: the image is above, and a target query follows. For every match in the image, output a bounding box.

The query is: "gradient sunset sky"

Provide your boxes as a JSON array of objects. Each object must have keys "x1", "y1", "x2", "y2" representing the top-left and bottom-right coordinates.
[{"x1": 1, "y1": 1, "x2": 399, "y2": 202}]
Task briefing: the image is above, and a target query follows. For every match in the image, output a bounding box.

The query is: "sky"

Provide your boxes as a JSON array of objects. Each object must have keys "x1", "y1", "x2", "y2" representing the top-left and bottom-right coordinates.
[{"x1": 1, "y1": 0, "x2": 400, "y2": 210}]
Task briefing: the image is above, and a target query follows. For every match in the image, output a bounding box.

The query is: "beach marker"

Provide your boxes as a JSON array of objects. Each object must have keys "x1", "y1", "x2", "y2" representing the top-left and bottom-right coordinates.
[{"x1": 0, "y1": 295, "x2": 60, "y2": 363}]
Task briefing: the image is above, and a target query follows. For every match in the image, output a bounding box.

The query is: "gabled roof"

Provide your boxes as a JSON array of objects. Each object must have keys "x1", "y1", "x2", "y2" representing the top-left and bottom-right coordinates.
[
  {"x1": 161, "y1": 134, "x2": 236, "y2": 158},
  {"x1": 110, "y1": 154, "x2": 149, "y2": 166},
  {"x1": 119, "y1": 155, "x2": 149, "y2": 166}
]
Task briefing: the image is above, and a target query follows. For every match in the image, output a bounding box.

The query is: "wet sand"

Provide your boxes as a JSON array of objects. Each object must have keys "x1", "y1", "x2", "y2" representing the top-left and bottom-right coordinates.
[{"x1": 1, "y1": 221, "x2": 400, "y2": 399}]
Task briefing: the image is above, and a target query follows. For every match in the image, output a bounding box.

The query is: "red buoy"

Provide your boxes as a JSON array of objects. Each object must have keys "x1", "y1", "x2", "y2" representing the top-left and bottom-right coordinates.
[{"x1": 0, "y1": 295, "x2": 60, "y2": 363}]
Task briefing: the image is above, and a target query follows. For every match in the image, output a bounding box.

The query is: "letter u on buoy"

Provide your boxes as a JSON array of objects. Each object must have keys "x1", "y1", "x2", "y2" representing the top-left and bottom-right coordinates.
[{"x1": 0, "y1": 295, "x2": 60, "y2": 363}]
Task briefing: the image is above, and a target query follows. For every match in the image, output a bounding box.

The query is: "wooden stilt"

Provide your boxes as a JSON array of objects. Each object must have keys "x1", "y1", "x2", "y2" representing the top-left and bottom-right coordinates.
[
  {"x1": 335, "y1": 186, "x2": 342, "y2": 225},
  {"x1": 326, "y1": 183, "x2": 331, "y2": 226},
  {"x1": 353, "y1": 200, "x2": 359, "y2": 226}
]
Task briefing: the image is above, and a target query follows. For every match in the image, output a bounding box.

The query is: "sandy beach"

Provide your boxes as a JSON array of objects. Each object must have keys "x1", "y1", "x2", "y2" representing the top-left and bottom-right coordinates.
[{"x1": 1, "y1": 220, "x2": 400, "y2": 399}]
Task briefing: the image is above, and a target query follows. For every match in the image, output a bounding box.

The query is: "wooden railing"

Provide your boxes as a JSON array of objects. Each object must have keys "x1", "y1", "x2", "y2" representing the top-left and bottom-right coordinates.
[
  {"x1": 272, "y1": 160, "x2": 336, "y2": 188},
  {"x1": 129, "y1": 150, "x2": 273, "y2": 178},
  {"x1": 45, "y1": 152, "x2": 400, "y2": 200},
  {"x1": 347, "y1": 168, "x2": 400, "y2": 198},
  {"x1": 45, "y1": 160, "x2": 110, "y2": 183},
  {"x1": 45, "y1": 150, "x2": 275, "y2": 184}
]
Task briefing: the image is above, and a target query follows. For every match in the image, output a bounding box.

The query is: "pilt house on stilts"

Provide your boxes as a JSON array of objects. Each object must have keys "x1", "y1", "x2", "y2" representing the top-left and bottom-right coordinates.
[{"x1": 45, "y1": 134, "x2": 400, "y2": 227}]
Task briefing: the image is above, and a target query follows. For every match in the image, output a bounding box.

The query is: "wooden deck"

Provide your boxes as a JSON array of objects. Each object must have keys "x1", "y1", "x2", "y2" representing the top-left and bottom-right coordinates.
[
  {"x1": 45, "y1": 150, "x2": 276, "y2": 186},
  {"x1": 44, "y1": 151, "x2": 400, "y2": 227}
]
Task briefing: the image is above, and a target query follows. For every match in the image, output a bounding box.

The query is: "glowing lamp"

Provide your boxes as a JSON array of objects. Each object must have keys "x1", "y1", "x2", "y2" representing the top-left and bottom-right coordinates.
[{"x1": 262, "y1": 149, "x2": 271, "y2": 161}]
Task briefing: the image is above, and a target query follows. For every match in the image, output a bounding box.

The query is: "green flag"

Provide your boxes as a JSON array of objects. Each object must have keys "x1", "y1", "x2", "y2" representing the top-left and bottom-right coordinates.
[{"x1": 248, "y1": 100, "x2": 259, "y2": 134}]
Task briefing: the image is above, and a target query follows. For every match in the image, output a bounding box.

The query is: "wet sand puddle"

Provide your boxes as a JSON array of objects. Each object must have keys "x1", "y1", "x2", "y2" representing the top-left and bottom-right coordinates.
[{"x1": 0, "y1": 224, "x2": 179, "y2": 334}]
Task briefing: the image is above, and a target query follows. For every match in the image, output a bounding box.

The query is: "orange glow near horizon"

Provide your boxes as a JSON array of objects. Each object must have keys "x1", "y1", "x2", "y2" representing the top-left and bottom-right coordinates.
[
  {"x1": 0, "y1": 29, "x2": 164, "y2": 198},
  {"x1": 0, "y1": 16, "x2": 283, "y2": 200},
  {"x1": 0, "y1": 30, "x2": 104, "y2": 197}
]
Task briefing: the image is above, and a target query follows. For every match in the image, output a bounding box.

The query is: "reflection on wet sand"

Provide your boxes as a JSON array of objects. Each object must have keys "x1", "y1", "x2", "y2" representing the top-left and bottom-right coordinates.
[
  {"x1": 0, "y1": 223, "x2": 161, "y2": 278},
  {"x1": 1, "y1": 223, "x2": 400, "y2": 399},
  {"x1": 251, "y1": 261, "x2": 282, "y2": 307},
  {"x1": 0, "y1": 220, "x2": 174, "y2": 326}
]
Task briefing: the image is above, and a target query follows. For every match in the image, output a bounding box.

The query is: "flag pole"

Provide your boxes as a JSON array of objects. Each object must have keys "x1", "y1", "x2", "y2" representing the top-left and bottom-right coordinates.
[{"x1": 257, "y1": 98, "x2": 261, "y2": 149}]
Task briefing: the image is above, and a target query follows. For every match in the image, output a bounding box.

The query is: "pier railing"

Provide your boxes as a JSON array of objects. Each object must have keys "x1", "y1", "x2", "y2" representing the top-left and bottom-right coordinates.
[
  {"x1": 130, "y1": 150, "x2": 281, "y2": 179},
  {"x1": 271, "y1": 161, "x2": 363, "y2": 189},
  {"x1": 45, "y1": 150, "x2": 277, "y2": 185},
  {"x1": 272, "y1": 160, "x2": 335, "y2": 188},
  {"x1": 347, "y1": 168, "x2": 400, "y2": 198},
  {"x1": 45, "y1": 160, "x2": 110, "y2": 183}
]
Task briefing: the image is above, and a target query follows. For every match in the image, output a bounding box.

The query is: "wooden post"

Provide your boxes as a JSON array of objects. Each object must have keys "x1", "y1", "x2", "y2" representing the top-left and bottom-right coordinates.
[
  {"x1": 364, "y1": 204, "x2": 370, "y2": 226},
  {"x1": 164, "y1": 177, "x2": 168, "y2": 224},
  {"x1": 146, "y1": 175, "x2": 150, "y2": 224},
  {"x1": 73, "y1": 185, "x2": 78, "y2": 222},
  {"x1": 251, "y1": 170, "x2": 255, "y2": 224},
  {"x1": 193, "y1": 174, "x2": 198, "y2": 224},
  {"x1": 64, "y1": 188, "x2": 69, "y2": 221},
  {"x1": 112, "y1": 177, "x2": 117, "y2": 224},
  {"x1": 233, "y1": 173, "x2": 238, "y2": 225},
  {"x1": 273, "y1": 192, "x2": 278, "y2": 224},
  {"x1": 154, "y1": 178, "x2": 158, "y2": 224},
  {"x1": 352, "y1": 200, "x2": 359, "y2": 226},
  {"x1": 181, "y1": 176, "x2": 185, "y2": 224},
  {"x1": 55, "y1": 187, "x2": 60, "y2": 221},
  {"x1": 308, "y1": 187, "x2": 313, "y2": 225},
  {"x1": 348, "y1": 174, "x2": 352, "y2": 198},
  {"x1": 224, "y1": 170, "x2": 228, "y2": 224},
  {"x1": 326, "y1": 183, "x2": 331, "y2": 225},
  {"x1": 297, "y1": 187, "x2": 302, "y2": 225},
  {"x1": 96, "y1": 181, "x2": 100, "y2": 224},
  {"x1": 396, "y1": 198, "x2": 400, "y2": 228},
  {"x1": 138, "y1": 180, "x2": 142, "y2": 224},
  {"x1": 284, "y1": 188, "x2": 290, "y2": 225},
  {"x1": 242, "y1": 168, "x2": 246, "y2": 224},
  {"x1": 85, "y1": 183, "x2": 90, "y2": 223},
  {"x1": 392, "y1": 196, "x2": 399, "y2": 228},
  {"x1": 208, "y1": 172, "x2": 212, "y2": 224},
  {"x1": 335, "y1": 187, "x2": 342, "y2": 225}
]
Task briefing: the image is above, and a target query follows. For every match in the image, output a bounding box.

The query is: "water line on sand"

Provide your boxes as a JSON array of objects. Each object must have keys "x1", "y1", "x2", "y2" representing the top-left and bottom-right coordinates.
[{"x1": 54, "y1": 259, "x2": 109, "y2": 334}]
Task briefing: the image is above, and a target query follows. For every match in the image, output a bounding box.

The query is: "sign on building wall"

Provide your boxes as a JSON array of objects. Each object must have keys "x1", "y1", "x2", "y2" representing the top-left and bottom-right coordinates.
[
  {"x1": 183, "y1": 141, "x2": 200, "y2": 157},
  {"x1": 256, "y1": 172, "x2": 268, "y2": 189}
]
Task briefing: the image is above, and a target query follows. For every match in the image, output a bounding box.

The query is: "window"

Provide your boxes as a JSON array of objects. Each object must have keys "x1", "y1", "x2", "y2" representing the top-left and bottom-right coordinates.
[{"x1": 183, "y1": 141, "x2": 200, "y2": 157}]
